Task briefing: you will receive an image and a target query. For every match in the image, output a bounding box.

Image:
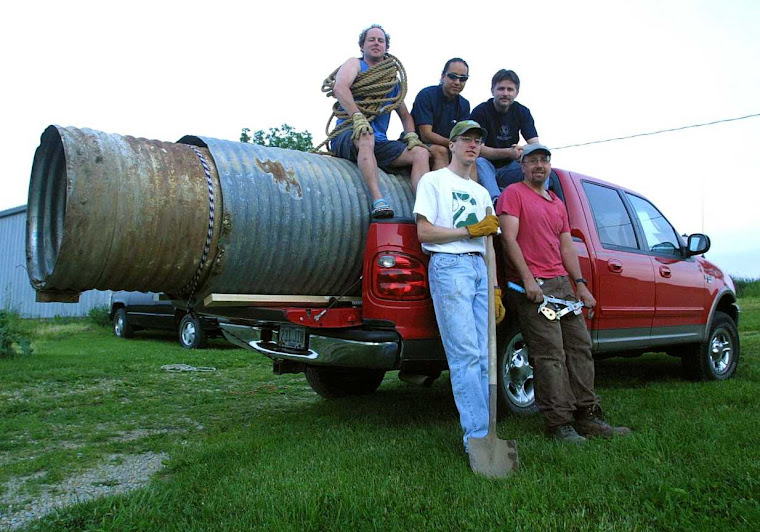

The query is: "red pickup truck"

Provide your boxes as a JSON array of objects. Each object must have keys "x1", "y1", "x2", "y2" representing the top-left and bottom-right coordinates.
[{"x1": 214, "y1": 168, "x2": 741, "y2": 415}]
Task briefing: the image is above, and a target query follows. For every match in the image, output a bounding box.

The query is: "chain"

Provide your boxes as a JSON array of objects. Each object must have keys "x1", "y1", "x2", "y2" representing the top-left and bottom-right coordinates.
[{"x1": 182, "y1": 146, "x2": 216, "y2": 307}]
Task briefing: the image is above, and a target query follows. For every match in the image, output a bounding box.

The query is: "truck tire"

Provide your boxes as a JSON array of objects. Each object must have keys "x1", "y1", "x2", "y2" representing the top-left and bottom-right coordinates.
[
  {"x1": 179, "y1": 313, "x2": 207, "y2": 350},
  {"x1": 305, "y1": 366, "x2": 385, "y2": 399},
  {"x1": 497, "y1": 321, "x2": 538, "y2": 417},
  {"x1": 682, "y1": 311, "x2": 739, "y2": 381},
  {"x1": 113, "y1": 308, "x2": 134, "y2": 339}
]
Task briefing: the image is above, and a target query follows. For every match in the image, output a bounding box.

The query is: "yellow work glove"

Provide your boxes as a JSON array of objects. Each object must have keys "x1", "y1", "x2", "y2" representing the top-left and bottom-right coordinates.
[
  {"x1": 352, "y1": 112, "x2": 372, "y2": 140},
  {"x1": 402, "y1": 132, "x2": 428, "y2": 151},
  {"x1": 494, "y1": 287, "x2": 506, "y2": 325},
  {"x1": 465, "y1": 214, "x2": 499, "y2": 238}
]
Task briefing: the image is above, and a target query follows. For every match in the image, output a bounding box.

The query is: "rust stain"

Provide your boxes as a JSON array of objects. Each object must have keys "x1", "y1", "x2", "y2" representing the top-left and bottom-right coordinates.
[{"x1": 255, "y1": 158, "x2": 303, "y2": 199}]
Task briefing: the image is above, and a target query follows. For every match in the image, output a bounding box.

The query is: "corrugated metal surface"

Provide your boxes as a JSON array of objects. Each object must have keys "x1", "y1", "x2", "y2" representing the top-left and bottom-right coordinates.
[
  {"x1": 0, "y1": 206, "x2": 110, "y2": 317},
  {"x1": 25, "y1": 125, "x2": 416, "y2": 301},
  {"x1": 180, "y1": 135, "x2": 414, "y2": 298},
  {"x1": 27, "y1": 126, "x2": 221, "y2": 297}
]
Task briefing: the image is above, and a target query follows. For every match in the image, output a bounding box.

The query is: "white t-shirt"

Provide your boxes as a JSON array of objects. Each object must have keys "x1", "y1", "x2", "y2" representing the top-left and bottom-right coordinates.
[{"x1": 413, "y1": 167, "x2": 493, "y2": 255}]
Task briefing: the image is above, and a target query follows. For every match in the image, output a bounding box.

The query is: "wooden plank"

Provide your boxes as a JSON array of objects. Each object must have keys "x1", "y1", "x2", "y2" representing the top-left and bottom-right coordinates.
[{"x1": 202, "y1": 293, "x2": 362, "y2": 308}]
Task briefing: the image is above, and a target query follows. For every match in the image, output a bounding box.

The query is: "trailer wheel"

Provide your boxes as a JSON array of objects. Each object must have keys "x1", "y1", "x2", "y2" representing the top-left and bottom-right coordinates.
[
  {"x1": 305, "y1": 366, "x2": 385, "y2": 398},
  {"x1": 682, "y1": 311, "x2": 739, "y2": 380}
]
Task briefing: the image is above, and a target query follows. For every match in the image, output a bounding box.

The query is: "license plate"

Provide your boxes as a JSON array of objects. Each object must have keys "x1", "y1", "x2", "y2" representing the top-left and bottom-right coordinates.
[{"x1": 279, "y1": 324, "x2": 307, "y2": 350}]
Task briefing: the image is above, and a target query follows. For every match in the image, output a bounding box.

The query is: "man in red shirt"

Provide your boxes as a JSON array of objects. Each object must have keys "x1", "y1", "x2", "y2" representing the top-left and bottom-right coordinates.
[{"x1": 496, "y1": 144, "x2": 630, "y2": 443}]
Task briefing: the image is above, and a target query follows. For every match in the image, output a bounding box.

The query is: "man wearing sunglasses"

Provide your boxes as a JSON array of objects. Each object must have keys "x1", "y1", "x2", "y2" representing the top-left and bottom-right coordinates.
[
  {"x1": 411, "y1": 58, "x2": 472, "y2": 170},
  {"x1": 330, "y1": 24, "x2": 430, "y2": 219},
  {"x1": 414, "y1": 120, "x2": 505, "y2": 455},
  {"x1": 471, "y1": 69, "x2": 540, "y2": 204},
  {"x1": 497, "y1": 144, "x2": 631, "y2": 444}
]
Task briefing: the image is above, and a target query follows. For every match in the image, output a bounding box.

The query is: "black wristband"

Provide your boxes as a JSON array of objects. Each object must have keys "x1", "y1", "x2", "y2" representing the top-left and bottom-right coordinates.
[{"x1": 575, "y1": 278, "x2": 588, "y2": 285}]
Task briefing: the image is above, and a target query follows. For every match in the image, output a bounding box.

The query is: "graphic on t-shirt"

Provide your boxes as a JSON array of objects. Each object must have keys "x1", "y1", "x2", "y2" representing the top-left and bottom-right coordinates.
[
  {"x1": 452, "y1": 190, "x2": 479, "y2": 228},
  {"x1": 497, "y1": 125, "x2": 511, "y2": 142}
]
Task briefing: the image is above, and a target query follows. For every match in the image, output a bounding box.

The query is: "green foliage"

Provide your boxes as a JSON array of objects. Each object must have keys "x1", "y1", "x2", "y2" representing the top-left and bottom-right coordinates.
[
  {"x1": 0, "y1": 310, "x2": 33, "y2": 357},
  {"x1": 88, "y1": 304, "x2": 112, "y2": 328},
  {"x1": 240, "y1": 123, "x2": 313, "y2": 152},
  {"x1": 732, "y1": 276, "x2": 760, "y2": 298}
]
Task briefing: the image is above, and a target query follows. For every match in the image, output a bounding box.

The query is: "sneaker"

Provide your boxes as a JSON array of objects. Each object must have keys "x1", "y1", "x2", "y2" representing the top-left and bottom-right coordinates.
[
  {"x1": 574, "y1": 405, "x2": 631, "y2": 438},
  {"x1": 547, "y1": 424, "x2": 587, "y2": 445},
  {"x1": 371, "y1": 199, "x2": 394, "y2": 219}
]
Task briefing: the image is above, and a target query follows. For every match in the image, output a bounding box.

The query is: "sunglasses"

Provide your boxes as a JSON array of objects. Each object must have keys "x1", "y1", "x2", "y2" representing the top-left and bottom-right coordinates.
[{"x1": 445, "y1": 72, "x2": 469, "y2": 82}]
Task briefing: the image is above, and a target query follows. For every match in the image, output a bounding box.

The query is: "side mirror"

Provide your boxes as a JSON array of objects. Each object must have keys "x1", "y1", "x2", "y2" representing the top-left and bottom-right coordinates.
[{"x1": 687, "y1": 233, "x2": 710, "y2": 256}]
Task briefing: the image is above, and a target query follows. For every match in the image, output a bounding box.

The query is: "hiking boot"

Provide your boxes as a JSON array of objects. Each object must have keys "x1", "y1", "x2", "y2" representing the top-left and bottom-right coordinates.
[
  {"x1": 574, "y1": 405, "x2": 631, "y2": 438},
  {"x1": 547, "y1": 424, "x2": 587, "y2": 445}
]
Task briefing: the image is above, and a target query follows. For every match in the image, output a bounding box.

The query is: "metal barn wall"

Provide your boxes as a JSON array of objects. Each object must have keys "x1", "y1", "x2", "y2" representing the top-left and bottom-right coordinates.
[{"x1": 0, "y1": 206, "x2": 111, "y2": 317}]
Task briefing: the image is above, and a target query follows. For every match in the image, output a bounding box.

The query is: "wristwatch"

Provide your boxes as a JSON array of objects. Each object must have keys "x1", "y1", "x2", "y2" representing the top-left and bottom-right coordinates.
[{"x1": 575, "y1": 278, "x2": 588, "y2": 285}]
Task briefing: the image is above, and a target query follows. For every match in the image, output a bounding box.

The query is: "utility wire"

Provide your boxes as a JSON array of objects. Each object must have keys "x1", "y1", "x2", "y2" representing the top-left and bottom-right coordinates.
[{"x1": 551, "y1": 113, "x2": 760, "y2": 150}]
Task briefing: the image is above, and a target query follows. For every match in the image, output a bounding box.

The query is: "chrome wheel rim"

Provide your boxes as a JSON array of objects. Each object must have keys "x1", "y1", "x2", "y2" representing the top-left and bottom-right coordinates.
[
  {"x1": 181, "y1": 321, "x2": 197, "y2": 346},
  {"x1": 503, "y1": 333, "x2": 534, "y2": 408},
  {"x1": 115, "y1": 315, "x2": 124, "y2": 336},
  {"x1": 709, "y1": 326, "x2": 734, "y2": 375}
]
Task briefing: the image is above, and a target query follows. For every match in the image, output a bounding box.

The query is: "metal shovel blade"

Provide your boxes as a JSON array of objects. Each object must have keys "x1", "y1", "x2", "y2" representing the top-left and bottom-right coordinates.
[{"x1": 469, "y1": 432, "x2": 519, "y2": 478}]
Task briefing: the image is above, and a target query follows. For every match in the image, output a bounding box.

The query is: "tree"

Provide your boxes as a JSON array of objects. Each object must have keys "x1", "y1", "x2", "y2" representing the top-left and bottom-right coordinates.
[{"x1": 240, "y1": 124, "x2": 313, "y2": 152}]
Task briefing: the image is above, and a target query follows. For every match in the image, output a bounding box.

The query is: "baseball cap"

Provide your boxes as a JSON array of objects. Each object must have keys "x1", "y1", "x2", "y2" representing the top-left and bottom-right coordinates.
[
  {"x1": 449, "y1": 120, "x2": 488, "y2": 141},
  {"x1": 520, "y1": 143, "x2": 551, "y2": 162}
]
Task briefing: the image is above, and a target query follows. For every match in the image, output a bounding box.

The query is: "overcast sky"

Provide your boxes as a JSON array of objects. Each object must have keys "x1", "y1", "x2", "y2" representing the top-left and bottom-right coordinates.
[{"x1": 3, "y1": 0, "x2": 758, "y2": 278}]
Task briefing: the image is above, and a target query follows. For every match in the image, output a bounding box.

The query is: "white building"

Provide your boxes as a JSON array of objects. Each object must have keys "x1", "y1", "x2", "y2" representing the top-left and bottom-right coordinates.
[{"x1": 0, "y1": 205, "x2": 111, "y2": 317}]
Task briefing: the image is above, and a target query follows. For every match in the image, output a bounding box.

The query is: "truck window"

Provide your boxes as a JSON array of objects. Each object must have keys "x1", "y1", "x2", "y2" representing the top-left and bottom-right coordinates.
[
  {"x1": 582, "y1": 182, "x2": 638, "y2": 249},
  {"x1": 625, "y1": 194, "x2": 683, "y2": 256}
]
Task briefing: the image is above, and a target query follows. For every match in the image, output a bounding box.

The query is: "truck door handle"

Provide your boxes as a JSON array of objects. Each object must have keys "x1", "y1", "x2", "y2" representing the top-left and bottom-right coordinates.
[
  {"x1": 659, "y1": 265, "x2": 671, "y2": 278},
  {"x1": 607, "y1": 259, "x2": 623, "y2": 273}
]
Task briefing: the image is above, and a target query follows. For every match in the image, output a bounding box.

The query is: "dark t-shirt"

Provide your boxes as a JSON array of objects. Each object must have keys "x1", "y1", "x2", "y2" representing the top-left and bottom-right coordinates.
[
  {"x1": 411, "y1": 85, "x2": 471, "y2": 139},
  {"x1": 470, "y1": 100, "x2": 538, "y2": 168}
]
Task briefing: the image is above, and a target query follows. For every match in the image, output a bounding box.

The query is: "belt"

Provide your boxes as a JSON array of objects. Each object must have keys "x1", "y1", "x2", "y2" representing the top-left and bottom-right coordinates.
[{"x1": 431, "y1": 251, "x2": 482, "y2": 257}]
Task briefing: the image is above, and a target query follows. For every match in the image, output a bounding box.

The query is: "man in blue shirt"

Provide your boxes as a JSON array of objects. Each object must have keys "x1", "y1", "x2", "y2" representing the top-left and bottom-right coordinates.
[
  {"x1": 330, "y1": 24, "x2": 430, "y2": 219},
  {"x1": 470, "y1": 69, "x2": 540, "y2": 203},
  {"x1": 411, "y1": 58, "x2": 471, "y2": 170}
]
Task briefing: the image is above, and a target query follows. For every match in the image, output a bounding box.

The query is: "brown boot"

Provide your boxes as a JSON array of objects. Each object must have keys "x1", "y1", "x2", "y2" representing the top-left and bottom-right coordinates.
[
  {"x1": 547, "y1": 424, "x2": 587, "y2": 445},
  {"x1": 574, "y1": 405, "x2": 631, "y2": 438}
]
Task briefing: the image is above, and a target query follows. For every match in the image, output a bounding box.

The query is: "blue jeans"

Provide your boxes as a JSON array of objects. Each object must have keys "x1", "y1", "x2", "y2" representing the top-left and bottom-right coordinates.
[
  {"x1": 428, "y1": 252, "x2": 489, "y2": 452},
  {"x1": 476, "y1": 158, "x2": 524, "y2": 202}
]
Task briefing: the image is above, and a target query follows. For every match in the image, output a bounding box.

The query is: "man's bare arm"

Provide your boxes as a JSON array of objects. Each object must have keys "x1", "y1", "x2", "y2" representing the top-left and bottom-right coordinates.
[
  {"x1": 419, "y1": 125, "x2": 449, "y2": 147},
  {"x1": 416, "y1": 215, "x2": 469, "y2": 244},
  {"x1": 332, "y1": 58, "x2": 362, "y2": 116},
  {"x1": 479, "y1": 145, "x2": 522, "y2": 162},
  {"x1": 395, "y1": 103, "x2": 416, "y2": 134},
  {"x1": 559, "y1": 232, "x2": 596, "y2": 308}
]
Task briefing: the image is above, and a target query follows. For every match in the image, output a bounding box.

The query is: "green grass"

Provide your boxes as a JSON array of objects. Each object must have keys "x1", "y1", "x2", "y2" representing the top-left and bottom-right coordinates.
[{"x1": 1, "y1": 296, "x2": 759, "y2": 531}]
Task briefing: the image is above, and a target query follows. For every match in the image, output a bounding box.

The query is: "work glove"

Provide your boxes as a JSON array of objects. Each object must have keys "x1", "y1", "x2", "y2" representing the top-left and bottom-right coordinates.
[
  {"x1": 402, "y1": 132, "x2": 428, "y2": 151},
  {"x1": 352, "y1": 112, "x2": 372, "y2": 140},
  {"x1": 494, "y1": 287, "x2": 506, "y2": 325},
  {"x1": 465, "y1": 214, "x2": 499, "y2": 238}
]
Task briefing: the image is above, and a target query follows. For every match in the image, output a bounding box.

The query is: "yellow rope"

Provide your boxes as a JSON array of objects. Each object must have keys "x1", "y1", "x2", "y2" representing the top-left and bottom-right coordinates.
[{"x1": 312, "y1": 54, "x2": 407, "y2": 154}]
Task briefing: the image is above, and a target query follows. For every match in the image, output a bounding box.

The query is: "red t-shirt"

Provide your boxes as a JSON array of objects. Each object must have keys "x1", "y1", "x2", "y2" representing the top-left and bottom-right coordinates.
[{"x1": 495, "y1": 182, "x2": 570, "y2": 280}]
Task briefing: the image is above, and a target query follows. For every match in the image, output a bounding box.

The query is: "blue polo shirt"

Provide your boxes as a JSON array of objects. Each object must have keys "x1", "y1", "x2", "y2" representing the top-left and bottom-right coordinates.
[{"x1": 411, "y1": 85, "x2": 471, "y2": 139}]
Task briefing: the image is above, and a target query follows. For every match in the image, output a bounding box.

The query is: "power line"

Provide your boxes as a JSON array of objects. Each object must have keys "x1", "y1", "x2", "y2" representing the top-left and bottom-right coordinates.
[{"x1": 551, "y1": 113, "x2": 760, "y2": 151}]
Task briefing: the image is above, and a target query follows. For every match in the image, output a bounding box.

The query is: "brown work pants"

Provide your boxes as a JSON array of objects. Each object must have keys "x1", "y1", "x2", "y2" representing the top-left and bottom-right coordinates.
[{"x1": 506, "y1": 276, "x2": 600, "y2": 429}]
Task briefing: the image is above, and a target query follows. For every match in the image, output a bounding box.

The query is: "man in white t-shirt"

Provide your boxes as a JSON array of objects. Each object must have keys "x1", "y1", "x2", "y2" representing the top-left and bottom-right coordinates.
[{"x1": 413, "y1": 120, "x2": 504, "y2": 453}]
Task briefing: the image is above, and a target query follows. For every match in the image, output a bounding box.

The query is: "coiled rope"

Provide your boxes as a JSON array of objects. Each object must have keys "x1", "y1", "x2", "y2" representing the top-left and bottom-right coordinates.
[{"x1": 313, "y1": 54, "x2": 407, "y2": 154}]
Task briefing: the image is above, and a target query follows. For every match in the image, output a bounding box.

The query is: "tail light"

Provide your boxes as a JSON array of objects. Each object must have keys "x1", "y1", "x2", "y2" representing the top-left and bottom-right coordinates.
[{"x1": 373, "y1": 253, "x2": 428, "y2": 300}]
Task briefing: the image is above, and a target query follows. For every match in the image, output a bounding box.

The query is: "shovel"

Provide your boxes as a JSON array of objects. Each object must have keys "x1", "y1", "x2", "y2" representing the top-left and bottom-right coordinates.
[{"x1": 468, "y1": 230, "x2": 519, "y2": 478}]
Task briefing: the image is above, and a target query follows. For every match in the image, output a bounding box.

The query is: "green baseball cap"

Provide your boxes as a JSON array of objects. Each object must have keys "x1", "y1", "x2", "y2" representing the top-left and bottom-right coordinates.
[{"x1": 449, "y1": 120, "x2": 488, "y2": 141}]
